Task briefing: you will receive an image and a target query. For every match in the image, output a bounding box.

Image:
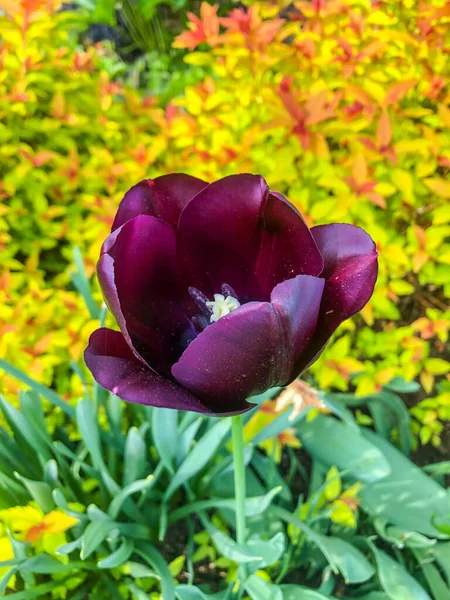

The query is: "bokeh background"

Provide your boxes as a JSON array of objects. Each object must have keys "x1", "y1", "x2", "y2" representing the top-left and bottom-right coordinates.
[{"x1": 1, "y1": 0, "x2": 449, "y2": 447}]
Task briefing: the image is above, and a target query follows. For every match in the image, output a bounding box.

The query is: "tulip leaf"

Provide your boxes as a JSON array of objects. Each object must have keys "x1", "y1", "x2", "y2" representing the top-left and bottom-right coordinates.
[
  {"x1": 97, "y1": 538, "x2": 135, "y2": 569},
  {"x1": 21, "y1": 555, "x2": 72, "y2": 574},
  {"x1": 152, "y1": 408, "x2": 178, "y2": 474},
  {"x1": 297, "y1": 415, "x2": 391, "y2": 483},
  {"x1": 245, "y1": 574, "x2": 283, "y2": 600},
  {"x1": 0, "y1": 395, "x2": 51, "y2": 463},
  {"x1": 177, "y1": 418, "x2": 203, "y2": 465},
  {"x1": 360, "y1": 430, "x2": 450, "y2": 538},
  {"x1": 434, "y1": 543, "x2": 450, "y2": 584},
  {"x1": 135, "y1": 542, "x2": 176, "y2": 600},
  {"x1": 414, "y1": 549, "x2": 450, "y2": 600},
  {"x1": 55, "y1": 538, "x2": 82, "y2": 556},
  {"x1": 313, "y1": 537, "x2": 375, "y2": 584},
  {"x1": 169, "y1": 486, "x2": 282, "y2": 523},
  {"x1": 107, "y1": 478, "x2": 155, "y2": 520},
  {"x1": 164, "y1": 418, "x2": 231, "y2": 501},
  {"x1": 371, "y1": 546, "x2": 431, "y2": 600},
  {"x1": 246, "y1": 532, "x2": 285, "y2": 570},
  {"x1": 176, "y1": 586, "x2": 224, "y2": 600},
  {"x1": 80, "y1": 520, "x2": 119, "y2": 559},
  {"x1": 123, "y1": 427, "x2": 147, "y2": 486},
  {"x1": 280, "y1": 585, "x2": 332, "y2": 599},
  {"x1": 207, "y1": 525, "x2": 264, "y2": 564},
  {"x1": 14, "y1": 473, "x2": 55, "y2": 513}
]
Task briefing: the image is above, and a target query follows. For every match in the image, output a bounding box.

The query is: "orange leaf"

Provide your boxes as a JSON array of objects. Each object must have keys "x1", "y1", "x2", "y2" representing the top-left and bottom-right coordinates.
[
  {"x1": 384, "y1": 79, "x2": 416, "y2": 105},
  {"x1": 376, "y1": 109, "x2": 392, "y2": 149}
]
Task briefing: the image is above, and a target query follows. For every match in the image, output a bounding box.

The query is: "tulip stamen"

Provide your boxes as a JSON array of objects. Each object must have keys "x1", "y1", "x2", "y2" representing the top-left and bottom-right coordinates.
[
  {"x1": 188, "y1": 286, "x2": 212, "y2": 315},
  {"x1": 206, "y1": 294, "x2": 241, "y2": 323}
]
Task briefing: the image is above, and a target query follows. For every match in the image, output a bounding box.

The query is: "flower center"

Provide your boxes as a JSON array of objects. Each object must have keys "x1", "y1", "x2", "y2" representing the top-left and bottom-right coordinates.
[
  {"x1": 206, "y1": 294, "x2": 241, "y2": 323},
  {"x1": 188, "y1": 283, "x2": 241, "y2": 331}
]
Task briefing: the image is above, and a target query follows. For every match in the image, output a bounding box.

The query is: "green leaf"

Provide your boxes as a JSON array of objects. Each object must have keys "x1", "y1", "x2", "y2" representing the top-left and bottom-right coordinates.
[
  {"x1": 0, "y1": 395, "x2": 51, "y2": 462},
  {"x1": 176, "y1": 586, "x2": 220, "y2": 600},
  {"x1": 80, "y1": 520, "x2": 119, "y2": 559},
  {"x1": 315, "y1": 537, "x2": 375, "y2": 584},
  {"x1": 360, "y1": 430, "x2": 450, "y2": 538},
  {"x1": 176, "y1": 418, "x2": 203, "y2": 464},
  {"x1": 14, "y1": 473, "x2": 55, "y2": 513},
  {"x1": 123, "y1": 427, "x2": 147, "y2": 486},
  {"x1": 135, "y1": 542, "x2": 175, "y2": 600},
  {"x1": 98, "y1": 538, "x2": 134, "y2": 569},
  {"x1": 207, "y1": 525, "x2": 263, "y2": 564},
  {"x1": 414, "y1": 549, "x2": 450, "y2": 600},
  {"x1": 152, "y1": 408, "x2": 178, "y2": 474},
  {"x1": 434, "y1": 542, "x2": 450, "y2": 584},
  {"x1": 0, "y1": 359, "x2": 74, "y2": 417},
  {"x1": 246, "y1": 532, "x2": 285, "y2": 570},
  {"x1": 76, "y1": 399, "x2": 104, "y2": 471},
  {"x1": 384, "y1": 378, "x2": 420, "y2": 394},
  {"x1": 108, "y1": 478, "x2": 155, "y2": 520},
  {"x1": 164, "y1": 419, "x2": 231, "y2": 501},
  {"x1": 0, "y1": 566, "x2": 19, "y2": 596},
  {"x1": 281, "y1": 585, "x2": 331, "y2": 599},
  {"x1": 55, "y1": 538, "x2": 82, "y2": 556},
  {"x1": 21, "y1": 555, "x2": 72, "y2": 574},
  {"x1": 297, "y1": 415, "x2": 391, "y2": 483},
  {"x1": 169, "y1": 487, "x2": 282, "y2": 523},
  {"x1": 372, "y1": 546, "x2": 431, "y2": 600},
  {"x1": 376, "y1": 522, "x2": 436, "y2": 549},
  {"x1": 245, "y1": 574, "x2": 283, "y2": 600},
  {"x1": 271, "y1": 506, "x2": 341, "y2": 571},
  {"x1": 250, "y1": 407, "x2": 299, "y2": 445},
  {"x1": 71, "y1": 246, "x2": 100, "y2": 319},
  {"x1": 423, "y1": 461, "x2": 450, "y2": 476}
]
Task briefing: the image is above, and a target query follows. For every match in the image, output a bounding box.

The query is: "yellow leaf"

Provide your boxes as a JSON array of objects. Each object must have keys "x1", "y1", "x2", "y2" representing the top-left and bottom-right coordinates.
[
  {"x1": 424, "y1": 178, "x2": 450, "y2": 199},
  {"x1": 420, "y1": 371, "x2": 434, "y2": 394},
  {"x1": 438, "y1": 104, "x2": 450, "y2": 129},
  {"x1": 324, "y1": 466, "x2": 341, "y2": 502},
  {"x1": 169, "y1": 556, "x2": 185, "y2": 577},
  {"x1": 392, "y1": 169, "x2": 413, "y2": 203},
  {"x1": 375, "y1": 182, "x2": 396, "y2": 196},
  {"x1": 363, "y1": 80, "x2": 386, "y2": 105},
  {"x1": 389, "y1": 280, "x2": 415, "y2": 295},
  {"x1": 341, "y1": 482, "x2": 361, "y2": 499},
  {"x1": 416, "y1": 160, "x2": 436, "y2": 179},
  {"x1": 330, "y1": 501, "x2": 357, "y2": 528},
  {"x1": 426, "y1": 359, "x2": 450, "y2": 375},
  {"x1": 41, "y1": 510, "x2": 79, "y2": 535}
]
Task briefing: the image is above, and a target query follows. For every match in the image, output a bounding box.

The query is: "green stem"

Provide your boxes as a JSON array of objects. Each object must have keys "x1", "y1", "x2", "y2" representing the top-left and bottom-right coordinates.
[{"x1": 231, "y1": 414, "x2": 247, "y2": 586}]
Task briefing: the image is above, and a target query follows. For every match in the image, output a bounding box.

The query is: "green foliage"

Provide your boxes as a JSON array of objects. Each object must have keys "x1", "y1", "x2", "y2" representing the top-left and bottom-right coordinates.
[{"x1": 0, "y1": 275, "x2": 449, "y2": 597}]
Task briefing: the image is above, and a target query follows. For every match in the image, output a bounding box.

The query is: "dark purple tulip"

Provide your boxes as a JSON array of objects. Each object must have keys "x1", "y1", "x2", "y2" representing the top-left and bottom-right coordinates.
[{"x1": 85, "y1": 174, "x2": 378, "y2": 416}]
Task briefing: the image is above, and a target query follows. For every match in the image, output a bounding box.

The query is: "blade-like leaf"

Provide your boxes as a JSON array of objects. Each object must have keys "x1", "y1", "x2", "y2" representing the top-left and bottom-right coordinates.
[{"x1": 164, "y1": 419, "x2": 231, "y2": 501}]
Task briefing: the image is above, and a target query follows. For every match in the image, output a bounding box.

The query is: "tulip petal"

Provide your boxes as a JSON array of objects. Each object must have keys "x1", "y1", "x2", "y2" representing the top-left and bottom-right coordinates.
[
  {"x1": 178, "y1": 174, "x2": 323, "y2": 299},
  {"x1": 270, "y1": 274, "x2": 325, "y2": 382},
  {"x1": 294, "y1": 223, "x2": 378, "y2": 373},
  {"x1": 99, "y1": 215, "x2": 196, "y2": 376},
  {"x1": 172, "y1": 275, "x2": 324, "y2": 404},
  {"x1": 112, "y1": 173, "x2": 208, "y2": 231},
  {"x1": 85, "y1": 328, "x2": 228, "y2": 415},
  {"x1": 172, "y1": 302, "x2": 279, "y2": 405}
]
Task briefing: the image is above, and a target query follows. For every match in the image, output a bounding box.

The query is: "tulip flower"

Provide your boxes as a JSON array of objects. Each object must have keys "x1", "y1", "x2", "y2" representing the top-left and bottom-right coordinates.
[{"x1": 85, "y1": 174, "x2": 377, "y2": 415}]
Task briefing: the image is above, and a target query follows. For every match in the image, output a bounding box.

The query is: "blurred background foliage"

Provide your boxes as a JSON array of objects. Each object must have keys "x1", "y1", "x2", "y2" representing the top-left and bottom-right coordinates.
[{"x1": 1, "y1": 0, "x2": 449, "y2": 449}]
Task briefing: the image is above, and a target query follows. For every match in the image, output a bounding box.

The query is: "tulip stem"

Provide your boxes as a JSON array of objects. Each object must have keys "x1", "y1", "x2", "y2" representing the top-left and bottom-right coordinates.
[{"x1": 231, "y1": 414, "x2": 247, "y2": 586}]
